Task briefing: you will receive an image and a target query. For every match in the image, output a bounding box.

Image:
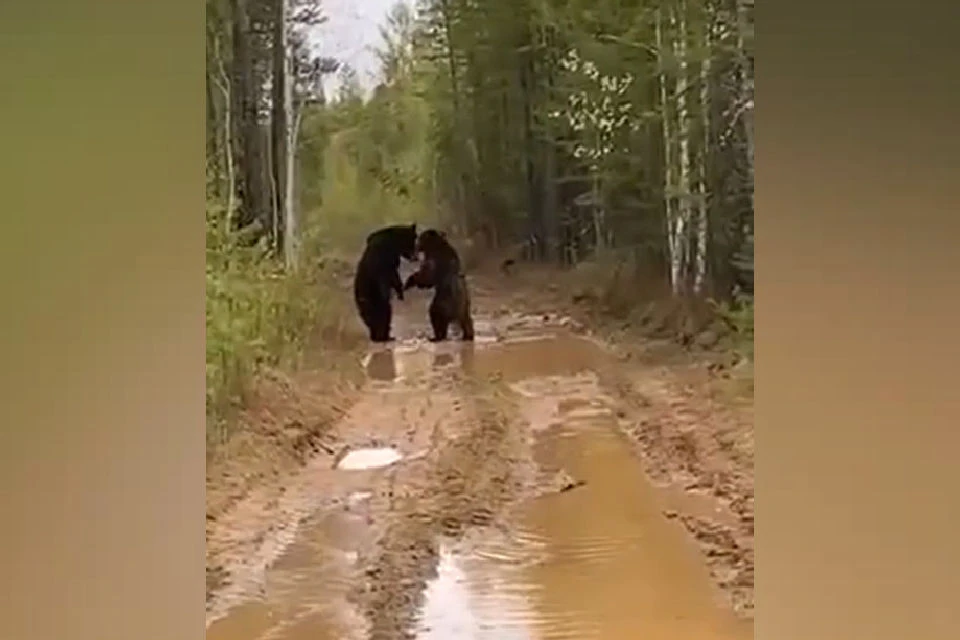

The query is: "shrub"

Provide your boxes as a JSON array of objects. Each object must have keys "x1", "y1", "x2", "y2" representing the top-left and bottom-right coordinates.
[
  {"x1": 710, "y1": 294, "x2": 754, "y2": 361},
  {"x1": 205, "y1": 203, "x2": 354, "y2": 443}
]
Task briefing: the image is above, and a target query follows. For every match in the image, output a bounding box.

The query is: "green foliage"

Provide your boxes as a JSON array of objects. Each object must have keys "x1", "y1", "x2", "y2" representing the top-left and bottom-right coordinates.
[
  {"x1": 205, "y1": 202, "x2": 353, "y2": 443},
  {"x1": 296, "y1": 59, "x2": 439, "y2": 252},
  {"x1": 710, "y1": 294, "x2": 754, "y2": 361}
]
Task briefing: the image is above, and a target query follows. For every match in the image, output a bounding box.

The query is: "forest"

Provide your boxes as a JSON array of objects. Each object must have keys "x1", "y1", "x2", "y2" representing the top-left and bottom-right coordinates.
[{"x1": 205, "y1": 0, "x2": 755, "y2": 436}]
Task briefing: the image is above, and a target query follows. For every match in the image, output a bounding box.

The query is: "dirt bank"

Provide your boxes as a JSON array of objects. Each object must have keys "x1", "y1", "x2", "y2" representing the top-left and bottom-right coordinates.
[{"x1": 205, "y1": 263, "x2": 755, "y2": 637}]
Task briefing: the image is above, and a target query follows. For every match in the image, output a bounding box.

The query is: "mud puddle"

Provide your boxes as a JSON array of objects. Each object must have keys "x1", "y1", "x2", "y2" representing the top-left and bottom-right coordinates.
[
  {"x1": 206, "y1": 505, "x2": 370, "y2": 640},
  {"x1": 208, "y1": 321, "x2": 750, "y2": 639},
  {"x1": 412, "y1": 365, "x2": 750, "y2": 639}
]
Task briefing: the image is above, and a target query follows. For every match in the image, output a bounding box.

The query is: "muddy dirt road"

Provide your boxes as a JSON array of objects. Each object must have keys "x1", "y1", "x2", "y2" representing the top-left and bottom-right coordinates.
[{"x1": 206, "y1": 275, "x2": 754, "y2": 639}]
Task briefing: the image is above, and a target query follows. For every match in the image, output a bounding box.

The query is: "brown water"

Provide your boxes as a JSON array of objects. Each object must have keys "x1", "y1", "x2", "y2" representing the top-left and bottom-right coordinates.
[
  {"x1": 207, "y1": 315, "x2": 751, "y2": 640},
  {"x1": 415, "y1": 371, "x2": 750, "y2": 639}
]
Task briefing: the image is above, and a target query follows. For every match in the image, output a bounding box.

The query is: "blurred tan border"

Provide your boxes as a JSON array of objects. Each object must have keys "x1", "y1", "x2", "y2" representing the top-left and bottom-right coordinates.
[
  {"x1": 757, "y1": 2, "x2": 959, "y2": 638},
  {"x1": 0, "y1": 1, "x2": 957, "y2": 639},
  {"x1": 0, "y1": 2, "x2": 205, "y2": 639}
]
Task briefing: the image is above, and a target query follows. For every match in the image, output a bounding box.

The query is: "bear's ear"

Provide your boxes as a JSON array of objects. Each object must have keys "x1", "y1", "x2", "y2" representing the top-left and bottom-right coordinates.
[{"x1": 410, "y1": 223, "x2": 417, "y2": 234}]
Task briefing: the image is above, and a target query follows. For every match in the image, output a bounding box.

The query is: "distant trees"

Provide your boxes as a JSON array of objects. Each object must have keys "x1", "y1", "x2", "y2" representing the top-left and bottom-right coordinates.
[
  {"x1": 400, "y1": 0, "x2": 754, "y2": 299},
  {"x1": 209, "y1": 0, "x2": 755, "y2": 301}
]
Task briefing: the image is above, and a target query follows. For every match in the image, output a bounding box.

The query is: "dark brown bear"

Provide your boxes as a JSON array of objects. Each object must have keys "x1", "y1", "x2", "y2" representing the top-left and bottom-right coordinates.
[
  {"x1": 353, "y1": 223, "x2": 418, "y2": 342},
  {"x1": 403, "y1": 229, "x2": 475, "y2": 342}
]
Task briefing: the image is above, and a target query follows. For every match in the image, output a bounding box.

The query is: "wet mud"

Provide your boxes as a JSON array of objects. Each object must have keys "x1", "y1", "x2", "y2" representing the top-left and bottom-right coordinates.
[{"x1": 206, "y1": 277, "x2": 754, "y2": 639}]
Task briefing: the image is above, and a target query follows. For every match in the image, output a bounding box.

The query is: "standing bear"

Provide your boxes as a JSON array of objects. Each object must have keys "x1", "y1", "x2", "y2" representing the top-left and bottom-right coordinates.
[
  {"x1": 353, "y1": 223, "x2": 418, "y2": 342},
  {"x1": 403, "y1": 229, "x2": 475, "y2": 342}
]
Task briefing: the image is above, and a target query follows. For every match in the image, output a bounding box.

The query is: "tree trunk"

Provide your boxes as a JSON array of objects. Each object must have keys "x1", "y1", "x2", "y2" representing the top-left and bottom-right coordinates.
[
  {"x1": 519, "y1": 19, "x2": 545, "y2": 261},
  {"x1": 265, "y1": 125, "x2": 279, "y2": 250},
  {"x1": 543, "y1": 133, "x2": 559, "y2": 261},
  {"x1": 271, "y1": 0, "x2": 287, "y2": 256},
  {"x1": 693, "y1": 7, "x2": 712, "y2": 296},
  {"x1": 274, "y1": 0, "x2": 297, "y2": 270},
  {"x1": 291, "y1": 99, "x2": 306, "y2": 220},
  {"x1": 736, "y1": 0, "x2": 754, "y2": 201},
  {"x1": 231, "y1": 0, "x2": 266, "y2": 234},
  {"x1": 437, "y1": 0, "x2": 470, "y2": 234},
  {"x1": 656, "y1": 8, "x2": 682, "y2": 296},
  {"x1": 206, "y1": 65, "x2": 220, "y2": 197},
  {"x1": 211, "y1": 33, "x2": 236, "y2": 222},
  {"x1": 540, "y1": 25, "x2": 560, "y2": 262},
  {"x1": 674, "y1": 2, "x2": 693, "y2": 296},
  {"x1": 731, "y1": 0, "x2": 754, "y2": 296}
]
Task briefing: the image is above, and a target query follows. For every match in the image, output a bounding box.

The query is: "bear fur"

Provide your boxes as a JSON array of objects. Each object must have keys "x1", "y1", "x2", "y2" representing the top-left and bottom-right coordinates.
[
  {"x1": 403, "y1": 229, "x2": 475, "y2": 342},
  {"x1": 353, "y1": 223, "x2": 418, "y2": 342}
]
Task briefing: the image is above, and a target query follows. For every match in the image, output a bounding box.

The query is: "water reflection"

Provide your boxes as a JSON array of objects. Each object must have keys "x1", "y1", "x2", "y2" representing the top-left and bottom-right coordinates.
[
  {"x1": 432, "y1": 352, "x2": 455, "y2": 368},
  {"x1": 364, "y1": 348, "x2": 397, "y2": 381}
]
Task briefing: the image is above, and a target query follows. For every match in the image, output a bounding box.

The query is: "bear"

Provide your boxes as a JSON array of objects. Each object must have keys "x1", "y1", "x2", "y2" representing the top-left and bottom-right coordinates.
[
  {"x1": 403, "y1": 229, "x2": 475, "y2": 342},
  {"x1": 353, "y1": 223, "x2": 418, "y2": 342}
]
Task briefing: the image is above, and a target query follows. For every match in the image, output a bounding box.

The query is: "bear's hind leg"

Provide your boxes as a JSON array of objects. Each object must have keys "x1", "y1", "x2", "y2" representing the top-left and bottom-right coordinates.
[
  {"x1": 459, "y1": 313, "x2": 475, "y2": 341},
  {"x1": 370, "y1": 300, "x2": 395, "y2": 343},
  {"x1": 428, "y1": 302, "x2": 449, "y2": 342}
]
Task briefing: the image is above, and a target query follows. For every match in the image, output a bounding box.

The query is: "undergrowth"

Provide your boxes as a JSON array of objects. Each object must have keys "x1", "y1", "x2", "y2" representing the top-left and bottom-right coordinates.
[
  {"x1": 205, "y1": 203, "x2": 356, "y2": 445},
  {"x1": 710, "y1": 294, "x2": 754, "y2": 362},
  {"x1": 563, "y1": 249, "x2": 754, "y2": 364}
]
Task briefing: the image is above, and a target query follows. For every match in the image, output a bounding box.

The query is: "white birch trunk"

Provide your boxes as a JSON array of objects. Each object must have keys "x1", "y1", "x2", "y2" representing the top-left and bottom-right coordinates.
[
  {"x1": 266, "y1": 127, "x2": 279, "y2": 248},
  {"x1": 736, "y1": 0, "x2": 754, "y2": 193},
  {"x1": 212, "y1": 35, "x2": 235, "y2": 224},
  {"x1": 693, "y1": 10, "x2": 712, "y2": 295},
  {"x1": 291, "y1": 100, "x2": 305, "y2": 228},
  {"x1": 278, "y1": 0, "x2": 297, "y2": 270},
  {"x1": 655, "y1": 9, "x2": 681, "y2": 296},
  {"x1": 592, "y1": 137, "x2": 604, "y2": 257},
  {"x1": 675, "y1": 2, "x2": 693, "y2": 296}
]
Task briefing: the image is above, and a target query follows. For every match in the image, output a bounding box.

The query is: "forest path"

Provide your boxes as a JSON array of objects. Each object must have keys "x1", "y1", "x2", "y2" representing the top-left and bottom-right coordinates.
[{"x1": 205, "y1": 267, "x2": 754, "y2": 639}]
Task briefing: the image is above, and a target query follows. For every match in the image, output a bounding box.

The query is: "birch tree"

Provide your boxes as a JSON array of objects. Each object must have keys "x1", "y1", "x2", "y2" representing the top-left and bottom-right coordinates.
[
  {"x1": 693, "y1": 1, "x2": 716, "y2": 295},
  {"x1": 276, "y1": 0, "x2": 298, "y2": 268}
]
